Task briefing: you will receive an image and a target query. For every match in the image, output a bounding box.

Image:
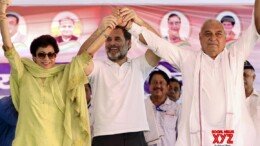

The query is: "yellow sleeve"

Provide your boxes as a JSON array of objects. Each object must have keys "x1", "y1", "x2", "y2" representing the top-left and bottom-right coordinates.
[{"x1": 4, "y1": 45, "x2": 25, "y2": 111}]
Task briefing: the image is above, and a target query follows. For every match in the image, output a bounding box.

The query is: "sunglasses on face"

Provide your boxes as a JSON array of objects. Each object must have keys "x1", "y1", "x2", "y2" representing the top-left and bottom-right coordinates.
[{"x1": 36, "y1": 52, "x2": 56, "y2": 59}]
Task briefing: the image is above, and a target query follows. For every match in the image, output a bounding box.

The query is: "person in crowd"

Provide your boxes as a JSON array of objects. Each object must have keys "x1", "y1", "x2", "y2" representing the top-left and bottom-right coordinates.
[
  {"x1": 144, "y1": 70, "x2": 180, "y2": 146},
  {"x1": 243, "y1": 60, "x2": 260, "y2": 146},
  {"x1": 167, "y1": 77, "x2": 182, "y2": 104},
  {"x1": 85, "y1": 83, "x2": 94, "y2": 138},
  {"x1": 85, "y1": 83, "x2": 92, "y2": 105},
  {"x1": 77, "y1": 7, "x2": 161, "y2": 146},
  {"x1": 0, "y1": 95, "x2": 18, "y2": 146},
  {"x1": 123, "y1": 0, "x2": 260, "y2": 145}
]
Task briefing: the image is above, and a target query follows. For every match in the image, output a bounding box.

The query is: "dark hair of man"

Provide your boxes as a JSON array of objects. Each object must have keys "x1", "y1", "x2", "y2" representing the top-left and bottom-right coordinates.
[
  {"x1": 169, "y1": 77, "x2": 182, "y2": 90},
  {"x1": 30, "y1": 35, "x2": 60, "y2": 57},
  {"x1": 6, "y1": 13, "x2": 19, "y2": 24},
  {"x1": 244, "y1": 60, "x2": 255, "y2": 71},
  {"x1": 148, "y1": 70, "x2": 170, "y2": 84},
  {"x1": 220, "y1": 15, "x2": 235, "y2": 26},
  {"x1": 168, "y1": 13, "x2": 181, "y2": 22},
  {"x1": 115, "y1": 26, "x2": 131, "y2": 41}
]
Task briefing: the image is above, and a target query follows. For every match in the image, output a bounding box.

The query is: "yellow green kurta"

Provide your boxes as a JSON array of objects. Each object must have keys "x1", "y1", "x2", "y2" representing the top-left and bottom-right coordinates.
[{"x1": 5, "y1": 47, "x2": 92, "y2": 146}]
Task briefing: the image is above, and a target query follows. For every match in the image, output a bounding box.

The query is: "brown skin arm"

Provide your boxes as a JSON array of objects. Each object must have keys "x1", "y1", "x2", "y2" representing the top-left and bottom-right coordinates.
[
  {"x1": 255, "y1": 0, "x2": 260, "y2": 34},
  {"x1": 81, "y1": 28, "x2": 113, "y2": 75},
  {"x1": 77, "y1": 15, "x2": 118, "y2": 75},
  {"x1": 77, "y1": 15, "x2": 118, "y2": 56},
  {"x1": 0, "y1": 2, "x2": 13, "y2": 51},
  {"x1": 119, "y1": 7, "x2": 161, "y2": 67}
]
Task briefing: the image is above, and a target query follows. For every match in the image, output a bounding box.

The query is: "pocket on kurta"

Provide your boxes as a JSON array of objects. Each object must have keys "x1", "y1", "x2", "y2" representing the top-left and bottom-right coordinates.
[{"x1": 163, "y1": 114, "x2": 177, "y2": 129}]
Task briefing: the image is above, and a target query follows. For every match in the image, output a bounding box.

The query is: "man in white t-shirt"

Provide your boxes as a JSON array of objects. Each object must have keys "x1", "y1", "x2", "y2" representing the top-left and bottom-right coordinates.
[
  {"x1": 243, "y1": 60, "x2": 260, "y2": 146},
  {"x1": 122, "y1": 1, "x2": 260, "y2": 145},
  {"x1": 78, "y1": 10, "x2": 160, "y2": 146}
]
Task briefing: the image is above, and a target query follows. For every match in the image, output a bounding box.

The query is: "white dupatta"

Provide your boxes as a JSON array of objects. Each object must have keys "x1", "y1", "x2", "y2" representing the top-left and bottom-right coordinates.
[{"x1": 189, "y1": 49, "x2": 256, "y2": 146}]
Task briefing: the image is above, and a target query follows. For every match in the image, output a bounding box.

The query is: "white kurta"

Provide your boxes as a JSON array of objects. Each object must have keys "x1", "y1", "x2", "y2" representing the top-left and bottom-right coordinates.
[
  {"x1": 200, "y1": 52, "x2": 227, "y2": 145},
  {"x1": 246, "y1": 90, "x2": 260, "y2": 146},
  {"x1": 129, "y1": 19, "x2": 259, "y2": 146},
  {"x1": 144, "y1": 97, "x2": 180, "y2": 146}
]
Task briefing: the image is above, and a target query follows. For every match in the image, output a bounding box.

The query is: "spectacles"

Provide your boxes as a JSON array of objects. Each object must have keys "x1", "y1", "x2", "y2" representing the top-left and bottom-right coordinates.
[{"x1": 36, "y1": 52, "x2": 56, "y2": 59}]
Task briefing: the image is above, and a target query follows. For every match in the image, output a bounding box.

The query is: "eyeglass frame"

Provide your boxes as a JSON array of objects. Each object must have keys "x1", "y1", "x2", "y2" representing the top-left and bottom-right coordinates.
[{"x1": 36, "y1": 52, "x2": 57, "y2": 59}]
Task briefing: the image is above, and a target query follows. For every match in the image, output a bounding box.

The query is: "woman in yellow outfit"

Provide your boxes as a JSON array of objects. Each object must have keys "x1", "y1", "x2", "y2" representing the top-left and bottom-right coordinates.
[{"x1": 0, "y1": 1, "x2": 119, "y2": 146}]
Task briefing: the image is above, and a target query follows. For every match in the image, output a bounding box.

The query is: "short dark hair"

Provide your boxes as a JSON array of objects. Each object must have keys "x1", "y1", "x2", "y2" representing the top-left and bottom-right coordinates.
[
  {"x1": 169, "y1": 77, "x2": 182, "y2": 89},
  {"x1": 168, "y1": 13, "x2": 181, "y2": 22},
  {"x1": 148, "y1": 70, "x2": 170, "y2": 84},
  {"x1": 221, "y1": 15, "x2": 235, "y2": 26},
  {"x1": 115, "y1": 26, "x2": 131, "y2": 41},
  {"x1": 6, "y1": 13, "x2": 19, "y2": 24},
  {"x1": 244, "y1": 60, "x2": 255, "y2": 71},
  {"x1": 30, "y1": 35, "x2": 59, "y2": 57}
]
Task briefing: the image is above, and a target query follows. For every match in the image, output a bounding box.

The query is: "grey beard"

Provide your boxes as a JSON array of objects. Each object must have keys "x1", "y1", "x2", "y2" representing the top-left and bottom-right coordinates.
[{"x1": 107, "y1": 52, "x2": 127, "y2": 62}]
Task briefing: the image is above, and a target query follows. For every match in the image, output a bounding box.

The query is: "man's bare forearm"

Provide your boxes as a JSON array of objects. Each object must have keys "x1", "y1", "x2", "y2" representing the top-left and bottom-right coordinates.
[
  {"x1": 77, "y1": 27, "x2": 105, "y2": 56},
  {"x1": 78, "y1": 15, "x2": 118, "y2": 56}
]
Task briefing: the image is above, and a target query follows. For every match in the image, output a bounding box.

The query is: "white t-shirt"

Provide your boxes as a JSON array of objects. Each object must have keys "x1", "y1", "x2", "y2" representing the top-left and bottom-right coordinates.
[{"x1": 89, "y1": 55, "x2": 152, "y2": 137}]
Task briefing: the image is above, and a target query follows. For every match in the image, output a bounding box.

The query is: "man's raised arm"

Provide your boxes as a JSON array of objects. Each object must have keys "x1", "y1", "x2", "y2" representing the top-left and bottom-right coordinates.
[
  {"x1": 77, "y1": 15, "x2": 118, "y2": 75},
  {"x1": 119, "y1": 7, "x2": 161, "y2": 67},
  {"x1": 77, "y1": 15, "x2": 118, "y2": 56}
]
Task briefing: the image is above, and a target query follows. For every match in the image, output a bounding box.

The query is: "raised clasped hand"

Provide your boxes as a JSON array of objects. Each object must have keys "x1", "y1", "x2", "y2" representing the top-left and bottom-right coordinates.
[
  {"x1": 99, "y1": 15, "x2": 118, "y2": 31},
  {"x1": 0, "y1": 0, "x2": 12, "y2": 5},
  {"x1": 113, "y1": 7, "x2": 139, "y2": 27}
]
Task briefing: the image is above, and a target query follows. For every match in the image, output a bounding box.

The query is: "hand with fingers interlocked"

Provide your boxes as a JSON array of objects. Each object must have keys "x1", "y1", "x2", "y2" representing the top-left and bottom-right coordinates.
[
  {"x1": 0, "y1": 0, "x2": 10, "y2": 15},
  {"x1": 99, "y1": 15, "x2": 118, "y2": 32},
  {"x1": 0, "y1": 0, "x2": 12, "y2": 21},
  {"x1": 0, "y1": 0, "x2": 12, "y2": 5},
  {"x1": 112, "y1": 7, "x2": 144, "y2": 29}
]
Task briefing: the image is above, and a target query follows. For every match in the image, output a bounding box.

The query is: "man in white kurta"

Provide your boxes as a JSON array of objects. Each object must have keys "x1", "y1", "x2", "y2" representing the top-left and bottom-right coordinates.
[
  {"x1": 246, "y1": 90, "x2": 260, "y2": 146},
  {"x1": 125, "y1": 4, "x2": 260, "y2": 146},
  {"x1": 144, "y1": 70, "x2": 180, "y2": 146},
  {"x1": 244, "y1": 61, "x2": 260, "y2": 146}
]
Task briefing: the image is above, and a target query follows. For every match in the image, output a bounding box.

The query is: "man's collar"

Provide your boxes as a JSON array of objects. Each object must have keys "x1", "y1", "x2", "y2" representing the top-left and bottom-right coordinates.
[
  {"x1": 105, "y1": 57, "x2": 131, "y2": 66},
  {"x1": 251, "y1": 89, "x2": 259, "y2": 97},
  {"x1": 164, "y1": 98, "x2": 172, "y2": 105}
]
